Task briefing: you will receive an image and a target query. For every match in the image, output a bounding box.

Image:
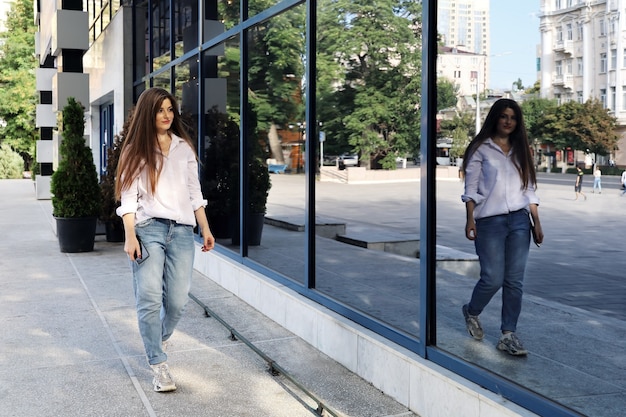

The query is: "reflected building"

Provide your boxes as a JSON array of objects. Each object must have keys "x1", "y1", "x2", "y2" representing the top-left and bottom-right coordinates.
[
  {"x1": 539, "y1": 0, "x2": 626, "y2": 165},
  {"x1": 33, "y1": 2, "x2": 607, "y2": 417}
]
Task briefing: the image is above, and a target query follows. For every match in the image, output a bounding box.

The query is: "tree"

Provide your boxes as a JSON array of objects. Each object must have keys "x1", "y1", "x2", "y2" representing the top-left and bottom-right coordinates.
[
  {"x1": 437, "y1": 78, "x2": 458, "y2": 111},
  {"x1": 317, "y1": 0, "x2": 422, "y2": 169},
  {"x1": 439, "y1": 112, "x2": 474, "y2": 159},
  {"x1": 0, "y1": 0, "x2": 37, "y2": 171},
  {"x1": 535, "y1": 99, "x2": 619, "y2": 156},
  {"x1": 245, "y1": 4, "x2": 306, "y2": 164},
  {"x1": 520, "y1": 97, "x2": 557, "y2": 143}
]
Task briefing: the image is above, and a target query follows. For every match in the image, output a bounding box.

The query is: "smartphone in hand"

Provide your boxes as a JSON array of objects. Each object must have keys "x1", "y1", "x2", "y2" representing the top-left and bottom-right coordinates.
[{"x1": 135, "y1": 237, "x2": 150, "y2": 264}]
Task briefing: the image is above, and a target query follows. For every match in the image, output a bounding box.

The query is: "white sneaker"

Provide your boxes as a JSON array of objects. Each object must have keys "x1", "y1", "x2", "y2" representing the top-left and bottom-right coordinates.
[
  {"x1": 151, "y1": 362, "x2": 176, "y2": 392},
  {"x1": 497, "y1": 332, "x2": 528, "y2": 356}
]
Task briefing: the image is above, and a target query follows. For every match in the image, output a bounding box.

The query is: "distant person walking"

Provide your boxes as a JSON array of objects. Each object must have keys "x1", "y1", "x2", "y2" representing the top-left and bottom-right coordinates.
[
  {"x1": 621, "y1": 170, "x2": 626, "y2": 196},
  {"x1": 115, "y1": 87, "x2": 215, "y2": 392},
  {"x1": 574, "y1": 166, "x2": 586, "y2": 200},
  {"x1": 592, "y1": 167, "x2": 602, "y2": 194},
  {"x1": 461, "y1": 98, "x2": 543, "y2": 356}
]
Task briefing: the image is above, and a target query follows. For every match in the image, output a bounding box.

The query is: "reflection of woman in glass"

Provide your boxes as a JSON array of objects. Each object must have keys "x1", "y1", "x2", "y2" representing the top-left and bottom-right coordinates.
[
  {"x1": 115, "y1": 87, "x2": 215, "y2": 391},
  {"x1": 460, "y1": 98, "x2": 543, "y2": 356}
]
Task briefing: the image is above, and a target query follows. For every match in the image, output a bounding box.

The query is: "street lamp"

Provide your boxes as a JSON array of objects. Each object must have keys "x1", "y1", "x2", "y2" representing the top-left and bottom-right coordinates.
[{"x1": 474, "y1": 52, "x2": 512, "y2": 134}]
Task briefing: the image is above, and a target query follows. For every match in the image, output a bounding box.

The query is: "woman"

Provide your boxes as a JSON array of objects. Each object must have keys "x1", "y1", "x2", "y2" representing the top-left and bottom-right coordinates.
[
  {"x1": 115, "y1": 87, "x2": 215, "y2": 391},
  {"x1": 460, "y1": 98, "x2": 544, "y2": 356}
]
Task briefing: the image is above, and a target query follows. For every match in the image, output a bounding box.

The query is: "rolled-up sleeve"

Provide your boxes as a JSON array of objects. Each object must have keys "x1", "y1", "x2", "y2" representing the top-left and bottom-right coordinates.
[
  {"x1": 187, "y1": 155, "x2": 207, "y2": 211},
  {"x1": 524, "y1": 182, "x2": 540, "y2": 206},
  {"x1": 461, "y1": 150, "x2": 485, "y2": 205},
  {"x1": 116, "y1": 174, "x2": 139, "y2": 218}
]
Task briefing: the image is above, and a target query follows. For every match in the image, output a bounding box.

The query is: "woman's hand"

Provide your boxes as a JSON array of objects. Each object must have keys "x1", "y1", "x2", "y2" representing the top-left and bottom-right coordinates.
[
  {"x1": 201, "y1": 228, "x2": 215, "y2": 252},
  {"x1": 124, "y1": 235, "x2": 141, "y2": 261},
  {"x1": 465, "y1": 219, "x2": 477, "y2": 241},
  {"x1": 465, "y1": 200, "x2": 477, "y2": 240}
]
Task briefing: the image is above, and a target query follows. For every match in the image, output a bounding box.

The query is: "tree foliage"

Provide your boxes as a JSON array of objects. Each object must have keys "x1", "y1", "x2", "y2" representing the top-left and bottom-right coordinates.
[
  {"x1": 0, "y1": 0, "x2": 37, "y2": 171},
  {"x1": 437, "y1": 78, "x2": 458, "y2": 111},
  {"x1": 439, "y1": 112, "x2": 475, "y2": 158},
  {"x1": 0, "y1": 143, "x2": 23, "y2": 178},
  {"x1": 317, "y1": 0, "x2": 422, "y2": 169},
  {"x1": 535, "y1": 99, "x2": 619, "y2": 155},
  {"x1": 50, "y1": 98, "x2": 101, "y2": 218},
  {"x1": 520, "y1": 97, "x2": 557, "y2": 143}
]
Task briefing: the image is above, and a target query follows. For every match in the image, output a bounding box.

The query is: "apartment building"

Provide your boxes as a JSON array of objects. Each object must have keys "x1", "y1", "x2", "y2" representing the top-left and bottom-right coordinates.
[
  {"x1": 437, "y1": 0, "x2": 491, "y2": 91},
  {"x1": 437, "y1": 46, "x2": 484, "y2": 98},
  {"x1": 539, "y1": 0, "x2": 626, "y2": 165}
]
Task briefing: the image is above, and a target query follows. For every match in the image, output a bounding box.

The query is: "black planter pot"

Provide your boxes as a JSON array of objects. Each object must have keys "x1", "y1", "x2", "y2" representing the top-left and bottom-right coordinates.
[
  {"x1": 230, "y1": 212, "x2": 265, "y2": 246},
  {"x1": 55, "y1": 216, "x2": 98, "y2": 253},
  {"x1": 104, "y1": 220, "x2": 125, "y2": 242},
  {"x1": 208, "y1": 213, "x2": 232, "y2": 239}
]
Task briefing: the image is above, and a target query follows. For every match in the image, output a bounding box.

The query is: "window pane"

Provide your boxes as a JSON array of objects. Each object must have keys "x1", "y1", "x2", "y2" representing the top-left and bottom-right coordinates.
[
  {"x1": 314, "y1": 0, "x2": 421, "y2": 335},
  {"x1": 246, "y1": 5, "x2": 306, "y2": 282},
  {"x1": 152, "y1": 0, "x2": 171, "y2": 73},
  {"x1": 200, "y1": 39, "x2": 241, "y2": 254},
  {"x1": 435, "y1": 2, "x2": 626, "y2": 415}
]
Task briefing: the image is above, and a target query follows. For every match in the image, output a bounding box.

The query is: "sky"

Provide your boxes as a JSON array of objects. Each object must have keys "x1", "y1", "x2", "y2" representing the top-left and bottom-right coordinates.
[{"x1": 489, "y1": 0, "x2": 541, "y2": 90}]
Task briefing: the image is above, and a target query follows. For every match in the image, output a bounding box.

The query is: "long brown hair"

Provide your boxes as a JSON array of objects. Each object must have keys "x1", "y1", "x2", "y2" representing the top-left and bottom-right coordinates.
[
  {"x1": 115, "y1": 87, "x2": 196, "y2": 199},
  {"x1": 461, "y1": 98, "x2": 536, "y2": 189}
]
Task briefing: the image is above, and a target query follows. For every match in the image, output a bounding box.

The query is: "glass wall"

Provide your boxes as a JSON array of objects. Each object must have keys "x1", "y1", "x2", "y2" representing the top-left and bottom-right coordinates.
[
  {"x1": 245, "y1": 4, "x2": 307, "y2": 283},
  {"x1": 314, "y1": 0, "x2": 422, "y2": 337},
  {"x1": 130, "y1": 1, "x2": 615, "y2": 416}
]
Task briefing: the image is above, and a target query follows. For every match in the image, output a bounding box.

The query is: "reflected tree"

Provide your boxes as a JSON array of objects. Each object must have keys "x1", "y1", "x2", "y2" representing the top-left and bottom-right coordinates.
[{"x1": 317, "y1": 0, "x2": 422, "y2": 169}]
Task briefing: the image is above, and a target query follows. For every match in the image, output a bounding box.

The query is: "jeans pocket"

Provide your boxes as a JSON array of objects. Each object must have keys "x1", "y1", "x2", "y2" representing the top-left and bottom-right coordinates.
[{"x1": 135, "y1": 218, "x2": 154, "y2": 229}]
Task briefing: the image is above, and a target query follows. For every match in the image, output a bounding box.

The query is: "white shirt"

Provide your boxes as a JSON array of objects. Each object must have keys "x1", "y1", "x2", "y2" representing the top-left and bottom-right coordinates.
[
  {"x1": 116, "y1": 134, "x2": 207, "y2": 226},
  {"x1": 461, "y1": 138, "x2": 539, "y2": 220}
]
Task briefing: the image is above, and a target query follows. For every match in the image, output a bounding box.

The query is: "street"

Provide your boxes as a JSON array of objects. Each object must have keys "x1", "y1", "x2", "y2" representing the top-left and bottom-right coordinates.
[{"x1": 267, "y1": 171, "x2": 626, "y2": 322}]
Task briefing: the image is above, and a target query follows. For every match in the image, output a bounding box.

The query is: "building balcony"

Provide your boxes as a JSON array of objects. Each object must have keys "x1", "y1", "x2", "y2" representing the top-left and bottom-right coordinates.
[
  {"x1": 553, "y1": 39, "x2": 573, "y2": 55},
  {"x1": 552, "y1": 74, "x2": 573, "y2": 89}
]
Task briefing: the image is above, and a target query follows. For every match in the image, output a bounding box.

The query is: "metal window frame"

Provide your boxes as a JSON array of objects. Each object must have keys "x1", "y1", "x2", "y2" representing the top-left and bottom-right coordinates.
[{"x1": 129, "y1": 1, "x2": 585, "y2": 415}]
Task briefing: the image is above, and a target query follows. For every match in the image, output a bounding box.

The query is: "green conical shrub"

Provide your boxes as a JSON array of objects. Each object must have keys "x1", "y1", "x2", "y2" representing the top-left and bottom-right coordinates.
[{"x1": 50, "y1": 97, "x2": 101, "y2": 218}]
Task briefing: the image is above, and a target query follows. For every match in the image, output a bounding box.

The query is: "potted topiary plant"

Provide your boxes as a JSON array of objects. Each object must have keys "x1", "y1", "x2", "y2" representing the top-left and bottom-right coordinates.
[
  {"x1": 99, "y1": 108, "x2": 133, "y2": 242},
  {"x1": 50, "y1": 97, "x2": 102, "y2": 252},
  {"x1": 202, "y1": 107, "x2": 239, "y2": 238},
  {"x1": 202, "y1": 107, "x2": 271, "y2": 245},
  {"x1": 230, "y1": 113, "x2": 271, "y2": 246}
]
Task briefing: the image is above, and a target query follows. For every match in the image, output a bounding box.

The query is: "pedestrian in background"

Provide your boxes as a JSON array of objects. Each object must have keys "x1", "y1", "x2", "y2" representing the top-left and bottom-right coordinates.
[
  {"x1": 593, "y1": 167, "x2": 602, "y2": 194},
  {"x1": 574, "y1": 166, "x2": 586, "y2": 200},
  {"x1": 115, "y1": 87, "x2": 215, "y2": 392},
  {"x1": 461, "y1": 98, "x2": 543, "y2": 356},
  {"x1": 621, "y1": 170, "x2": 626, "y2": 196}
]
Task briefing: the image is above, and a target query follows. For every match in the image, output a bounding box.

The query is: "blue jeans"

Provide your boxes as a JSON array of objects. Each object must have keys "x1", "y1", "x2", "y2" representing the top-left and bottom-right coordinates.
[
  {"x1": 467, "y1": 209, "x2": 530, "y2": 333},
  {"x1": 593, "y1": 178, "x2": 601, "y2": 192},
  {"x1": 133, "y1": 218, "x2": 194, "y2": 365}
]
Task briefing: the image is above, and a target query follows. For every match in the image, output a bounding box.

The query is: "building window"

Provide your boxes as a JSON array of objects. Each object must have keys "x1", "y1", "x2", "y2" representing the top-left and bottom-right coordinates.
[
  {"x1": 601, "y1": 88, "x2": 607, "y2": 107},
  {"x1": 611, "y1": 87, "x2": 616, "y2": 111},
  {"x1": 566, "y1": 58, "x2": 573, "y2": 74},
  {"x1": 577, "y1": 91, "x2": 583, "y2": 103},
  {"x1": 556, "y1": 26, "x2": 563, "y2": 42},
  {"x1": 577, "y1": 57, "x2": 583, "y2": 75},
  {"x1": 566, "y1": 23, "x2": 573, "y2": 40},
  {"x1": 555, "y1": 60, "x2": 563, "y2": 76},
  {"x1": 577, "y1": 22, "x2": 583, "y2": 40},
  {"x1": 555, "y1": 0, "x2": 561, "y2": 9},
  {"x1": 555, "y1": 93, "x2": 562, "y2": 105},
  {"x1": 600, "y1": 19, "x2": 606, "y2": 36},
  {"x1": 611, "y1": 49, "x2": 617, "y2": 70},
  {"x1": 600, "y1": 53, "x2": 607, "y2": 73},
  {"x1": 622, "y1": 86, "x2": 626, "y2": 110}
]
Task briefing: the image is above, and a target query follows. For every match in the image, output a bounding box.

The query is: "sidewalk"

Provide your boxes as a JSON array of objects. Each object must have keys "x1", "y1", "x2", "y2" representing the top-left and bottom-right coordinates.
[{"x1": 0, "y1": 179, "x2": 416, "y2": 417}]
